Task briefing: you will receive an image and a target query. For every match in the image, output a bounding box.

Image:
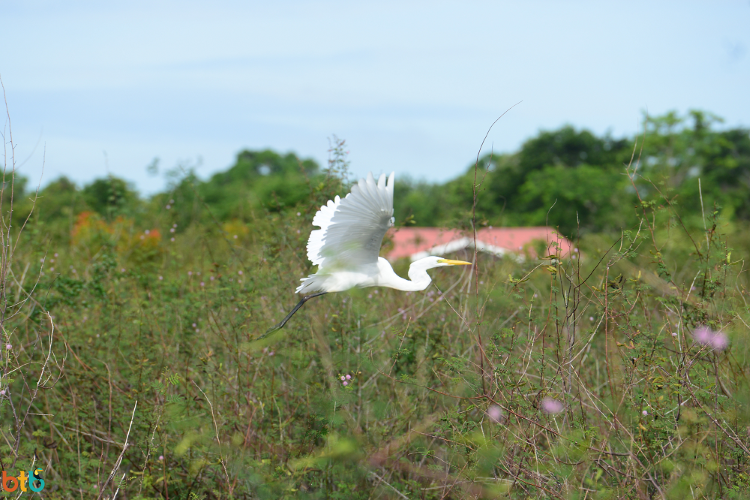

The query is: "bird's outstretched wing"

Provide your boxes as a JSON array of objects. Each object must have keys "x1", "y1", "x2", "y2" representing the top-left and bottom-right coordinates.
[{"x1": 306, "y1": 172, "x2": 395, "y2": 272}]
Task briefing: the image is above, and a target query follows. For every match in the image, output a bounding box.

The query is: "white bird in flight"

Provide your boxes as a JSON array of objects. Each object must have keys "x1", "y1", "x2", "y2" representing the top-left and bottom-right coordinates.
[{"x1": 264, "y1": 172, "x2": 471, "y2": 335}]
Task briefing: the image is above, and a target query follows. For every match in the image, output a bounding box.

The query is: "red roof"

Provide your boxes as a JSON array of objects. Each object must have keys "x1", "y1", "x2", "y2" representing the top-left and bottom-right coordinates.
[{"x1": 385, "y1": 226, "x2": 573, "y2": 261}]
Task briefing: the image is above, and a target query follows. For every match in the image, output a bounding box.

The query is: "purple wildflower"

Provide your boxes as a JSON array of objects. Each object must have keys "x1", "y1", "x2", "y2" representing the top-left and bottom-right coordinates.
[
  {"x1": 693, "y1": 326, "x2": 729, "y2": 351},
  {"x1": 487, "y1": 405, "x2": 503, "y2": 423},
  {"x1": 711, "y1": 331, "x2": 729, "y2": 351},
  {"x1": 541, "y1": 398, "x2": 564, "y2": 414}
]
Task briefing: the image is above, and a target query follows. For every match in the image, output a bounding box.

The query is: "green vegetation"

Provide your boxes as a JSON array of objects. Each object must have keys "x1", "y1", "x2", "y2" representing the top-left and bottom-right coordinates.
[{"x1": 1, "y1": 112, "x2": 750, "y2": 498}]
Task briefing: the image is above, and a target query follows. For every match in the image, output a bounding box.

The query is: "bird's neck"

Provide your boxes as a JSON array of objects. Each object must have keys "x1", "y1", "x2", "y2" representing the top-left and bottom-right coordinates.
[
  {"x1": 400, "y1": 261, "x2": 433, "y2": 291},
  {"x1": 375, "y1": 257, "x2": 434, "y2": 292},
  {"x1": 393, "y1": 267, "x2": 430, "y2": 291}
]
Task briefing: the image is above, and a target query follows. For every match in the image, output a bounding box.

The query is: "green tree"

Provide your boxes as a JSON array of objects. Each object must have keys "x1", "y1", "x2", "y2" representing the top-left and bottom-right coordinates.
[{"x1": 82, "y1": 176, "x2": 138, "y2": 219}]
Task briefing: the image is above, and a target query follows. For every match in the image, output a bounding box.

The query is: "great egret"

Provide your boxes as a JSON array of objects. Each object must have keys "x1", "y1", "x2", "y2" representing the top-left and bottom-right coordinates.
[{"x1": 264, "y1": 172, "x2": 471, "y2": 335}]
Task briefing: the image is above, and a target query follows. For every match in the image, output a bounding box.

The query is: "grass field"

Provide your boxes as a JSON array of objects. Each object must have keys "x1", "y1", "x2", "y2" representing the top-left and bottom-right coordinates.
[{"x1": 2, "y1": 138, "x2": 750, "y2": 499}]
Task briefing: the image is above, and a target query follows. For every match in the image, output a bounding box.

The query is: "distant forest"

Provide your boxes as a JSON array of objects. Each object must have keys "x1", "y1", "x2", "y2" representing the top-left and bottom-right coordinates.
[{"x1": 25, "y1": 110, "x2": 750, "y2": 239}]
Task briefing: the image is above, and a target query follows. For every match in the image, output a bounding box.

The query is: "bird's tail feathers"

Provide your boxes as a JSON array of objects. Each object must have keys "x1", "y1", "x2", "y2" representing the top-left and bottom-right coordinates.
[{"x1": 296, "y1": 275, "x2": 327, "y2": 295}]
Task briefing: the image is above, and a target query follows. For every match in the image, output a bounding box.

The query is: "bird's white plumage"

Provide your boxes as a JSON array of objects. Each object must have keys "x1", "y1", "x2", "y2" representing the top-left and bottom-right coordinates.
[
  {"x1": 298, "y1": 172, "x2": 395, "y2": 293},
  {"x1": 294, "y1": 172, "x2": 470, "y2": 297},
  {"x1": 306, "y1": 195, "x2": 342, "y2": 266},
  {"x1": 264, "y1": 171, "x2": 472, "y2": 333}
]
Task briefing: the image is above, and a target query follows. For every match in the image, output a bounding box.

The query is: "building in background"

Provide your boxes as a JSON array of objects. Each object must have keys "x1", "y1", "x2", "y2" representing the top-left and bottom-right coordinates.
[{"x1": 385, "y1": 227, "x2": 574, "y2": 262}]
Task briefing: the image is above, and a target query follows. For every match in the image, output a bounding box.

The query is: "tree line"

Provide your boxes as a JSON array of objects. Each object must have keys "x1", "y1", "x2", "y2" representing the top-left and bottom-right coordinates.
[{"x1": 25, "y1": 110, "x2": 750, "y2": 239}]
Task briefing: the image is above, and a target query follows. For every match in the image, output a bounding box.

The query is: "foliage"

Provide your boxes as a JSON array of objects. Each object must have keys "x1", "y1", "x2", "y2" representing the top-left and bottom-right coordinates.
[{"x1": 393, "y1": 111, "x2": 750, "y2": 238}]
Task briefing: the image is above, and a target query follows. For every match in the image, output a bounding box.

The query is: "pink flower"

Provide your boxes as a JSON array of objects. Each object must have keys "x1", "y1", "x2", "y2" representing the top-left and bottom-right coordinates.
[
  {"x1": 487, "y1": 405, "x2": 503, "y2": 423},
  {"x1": 693, "y1": 326, "x2": 712, "y2": 344},
  {"x1": 345, "y1": 374, "x2": 351, "y2": 380},
  {"x1": 5, "y1": 344, "x2": 11, "y2": 350},
  {"x1": 642, "y1": 410, "x2": 648, "y2": 416},
  {"x1": 343, "y1": 381, "x2": 348, "y2": 386},
  {"x1": 710, "y1": 331, "x2": 729, "y2": 351},
  {"x1": 693, "y1": 326, "x2": 729, "y2": 351},
  {"x1": 158, "y1": 455, "x2": 164, "y2": 461},
  {"x1": 541, "y1": 398, "x2": 564, "y2": 414},
  {"x1": 340, "y1": 376, "x2": 345, "y2": 381}
]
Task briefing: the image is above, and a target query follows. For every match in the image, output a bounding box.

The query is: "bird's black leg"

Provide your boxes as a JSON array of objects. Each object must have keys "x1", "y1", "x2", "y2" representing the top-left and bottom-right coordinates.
[{"x1": 259, "y1": 292, "x2": 328, "y2": 340}]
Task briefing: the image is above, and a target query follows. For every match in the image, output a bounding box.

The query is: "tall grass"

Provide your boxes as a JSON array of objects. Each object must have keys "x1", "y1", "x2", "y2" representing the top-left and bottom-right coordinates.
[{"x1": 1, "y1": 110, "x2": 749, "y2": 499}]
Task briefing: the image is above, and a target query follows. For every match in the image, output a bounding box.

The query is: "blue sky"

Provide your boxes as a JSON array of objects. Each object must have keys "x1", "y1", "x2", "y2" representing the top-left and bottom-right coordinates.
[{"x1": 2, "y1": 1, "x2": 749, "y2": 195}]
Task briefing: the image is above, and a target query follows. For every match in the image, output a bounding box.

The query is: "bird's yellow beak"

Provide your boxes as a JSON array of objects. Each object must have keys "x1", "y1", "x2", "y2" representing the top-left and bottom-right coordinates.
[{"x1": 437, "y1": 259, "x2": 472, "y2": 266}]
